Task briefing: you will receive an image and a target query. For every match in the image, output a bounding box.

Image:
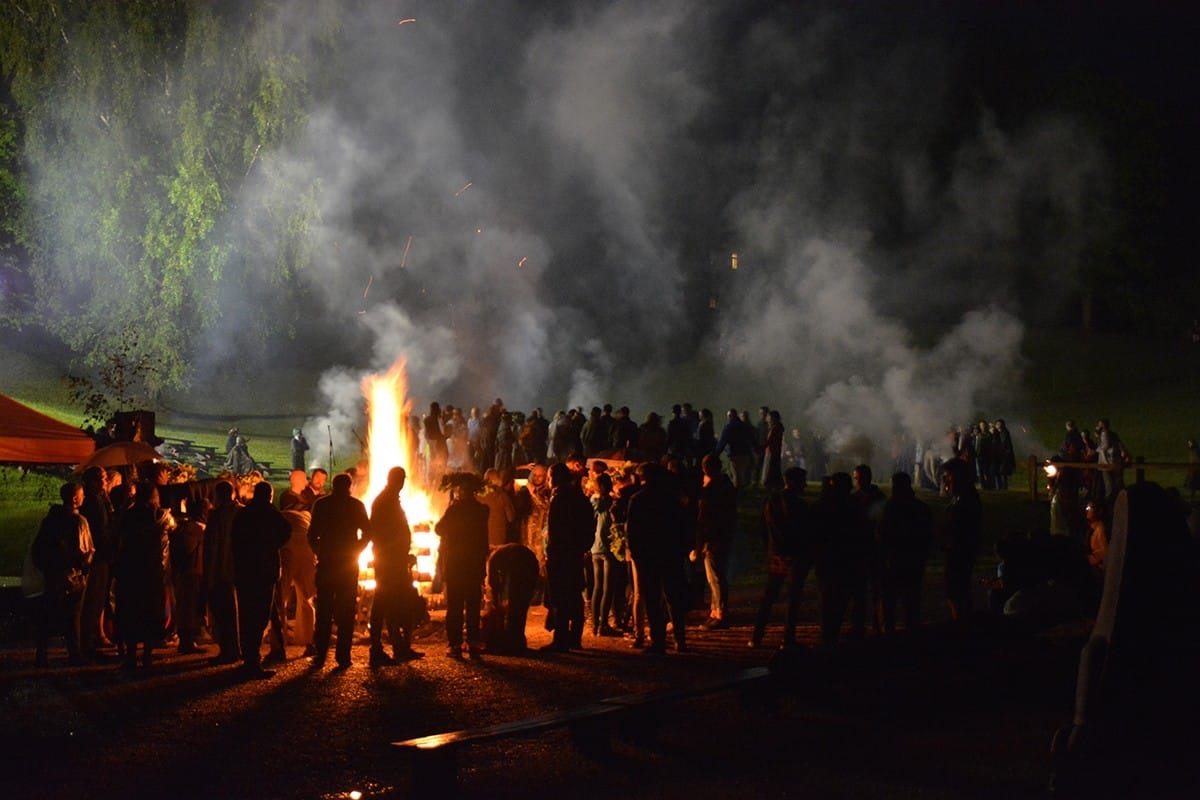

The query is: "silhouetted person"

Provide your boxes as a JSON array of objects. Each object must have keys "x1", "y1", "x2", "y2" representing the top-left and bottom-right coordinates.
[
  {"x1": 694, "y1": 452, "x2": 738, "y2": 629},
  {"x1": 436, "y1": 472, "x2": 490, "y2": 660},
  {"x1": 290, "y1": 428, "x2": 310, "y2": 472},
  {"x1": 169, "y1": 505, "x2": 207, "y2": 655},
  {"x1": 815, "y1": 472, "x2": 858, "y2": 647},
  {"x1": 876, "y1": 472, "x2": 933, "y2": 633},
  {"x1": 78, "y1": 466, "x2": 114, "y2": 661},
  {"x1": 232, "y1": 481, "x2": 290, "y2": 679},
  {"x1": 485, "y1": 543, "x2": 540, "y2": 653},
  {"x1": 266, "y1": 507, "x2": 318, "y2": 661},
  {"x1": 32, "y1": 482, "x2": 93, "y2": 667},
  {"x1": 204, "y1": 480, "x2": 241, "y2": 664},
  {"x1": 367, "y1": 466, "x2": 423, "y2": 664},
  {"x1": 751, "y1": 467, "x2": 812, "y2": 649},
  {"x1": 543, "y1": 462, "x2": 594, "y2": 651},
  {"x1": 626, "y1": 462, "x2": 690, "y2": 654},
  {"x1": 941, "y1": 458, "x2": 982, "y2": 622},
  {"x1": 761, "y1": 410, "x2": 785, "y2": 491},
  {"x1": 115, "y1": 482, "x2": 172, "y2": 669},
  {"x1": 308, "y1": 472, "x2": 371, "y2": 669},
  {"x1": 716, "y1": 408, "x2": 756, "y2": 488},
  {"x1": 850, "y1": 464, "x2": 886, "y2": 636}
]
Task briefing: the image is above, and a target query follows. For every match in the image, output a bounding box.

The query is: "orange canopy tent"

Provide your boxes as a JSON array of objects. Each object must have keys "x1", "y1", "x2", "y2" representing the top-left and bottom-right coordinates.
[{"x1": 0, "y1": 393, "x2": 95, "y2": 464}]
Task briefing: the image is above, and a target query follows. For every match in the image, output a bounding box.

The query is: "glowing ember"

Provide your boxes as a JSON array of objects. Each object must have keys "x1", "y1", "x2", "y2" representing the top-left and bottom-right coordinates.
[
  {"x1": 356, "y1": 358, "x2": 444, "y2": 594},
  {"x1": 454, "y1": 181, "x2": 473, "y2": 196},
  {"x1": 517, "y1": 256, "x2": 528, "y2": 268},
  {"x1": 400, "y1": 234, "x2": 413, "y2": 268},
  {"x1": 397, "y1": 18, "x2": 416, "y2": 25}
]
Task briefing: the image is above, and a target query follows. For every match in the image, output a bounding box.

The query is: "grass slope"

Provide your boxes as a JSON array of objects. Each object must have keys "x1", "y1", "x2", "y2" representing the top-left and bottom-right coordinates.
[{"x1": 2, "y1": 327, "x2": 1196, "y2": 575}]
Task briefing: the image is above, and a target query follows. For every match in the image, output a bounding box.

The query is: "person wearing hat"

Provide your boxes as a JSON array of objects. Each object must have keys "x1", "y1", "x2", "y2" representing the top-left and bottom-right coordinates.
[{"x1": 290, "y1": 428, "x2": 310, "y2": 472}]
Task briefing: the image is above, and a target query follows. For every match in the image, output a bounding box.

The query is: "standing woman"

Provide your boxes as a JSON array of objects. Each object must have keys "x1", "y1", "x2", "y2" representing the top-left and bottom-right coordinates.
[
  {"x1": 115, "y1": 482, "x2": 173, "y2": 669},
  {"x1": 589, "y1": 472, "x2": 620, "y2": 637}
]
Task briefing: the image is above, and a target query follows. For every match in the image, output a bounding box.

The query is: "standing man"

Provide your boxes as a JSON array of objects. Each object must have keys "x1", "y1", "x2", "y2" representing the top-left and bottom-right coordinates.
[
  {"x1": 436, "y1": 472, "x2": 490, "y2": 660},
  {"x1": 290, "y1": 428, "x2": 310, "y2": 472},
  {"x1": 850, "y1": 464, "x2": 886, "y2": 637},
  {"x1": 308, "y1": 472, "x2": 371, "y2": 669},
  {"x1": 876, "y1": 472, "x2": 933, "y2": 633},
  {"x1": 942, "y1": 458, "x2": 982, "y2": 623},
  {"x1": 367, "y1": 467, "x2": 423, "y2": 664},
  {"x1": 993, "y1": 419, "x2": 1016, "y2": 490},
  {"x1": 750, "y1": 467, "x2": 812, "y2": 649},
  {"x1": 204, "y1": 480, "x2": 242, "y2": 664},
  {"x1": 231, "y1": 481, "x2": 290, "y2": 679},
  {"x1": 715, "y1": 409, "x2": 757, "y2": 489},
  {"x1": 693, "y1": 453, "x2": 738, "y2": 630},
  {"x1": 626, "y1": 462, "x2": 690, "y2": 655},
  {"x1": 542, "y1": 463, "x2": 594, "y2": 651},
  {"x1": 32, "y1": 482, "x2": 94, "y2": 667},
  {"x1": 1095, "y1": 418, "x2": 1126, "y2": 505}
]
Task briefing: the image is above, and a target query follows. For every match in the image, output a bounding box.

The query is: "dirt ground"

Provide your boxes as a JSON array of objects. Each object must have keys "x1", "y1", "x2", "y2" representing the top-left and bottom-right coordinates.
[{"x1": 0, "y1": 579, "x2": 1115, "y2": 800}]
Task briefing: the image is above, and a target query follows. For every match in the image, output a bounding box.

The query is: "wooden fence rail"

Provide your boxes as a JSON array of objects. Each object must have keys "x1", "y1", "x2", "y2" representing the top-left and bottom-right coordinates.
[{"x1": 1025, "y1": 455, "x2": 1197, "y2": 500}]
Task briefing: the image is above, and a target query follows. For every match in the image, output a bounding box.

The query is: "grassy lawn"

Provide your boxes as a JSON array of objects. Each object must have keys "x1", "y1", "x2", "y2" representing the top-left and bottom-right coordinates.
[{"x1": 2, "y1": 326, "x2": 1194, "y2": 576}]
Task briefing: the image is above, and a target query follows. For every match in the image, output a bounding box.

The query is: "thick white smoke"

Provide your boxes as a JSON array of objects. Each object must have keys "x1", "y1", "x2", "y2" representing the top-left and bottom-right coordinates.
[{"x1": 214, "y1": 1, "x2": 1111, "y2": 470}]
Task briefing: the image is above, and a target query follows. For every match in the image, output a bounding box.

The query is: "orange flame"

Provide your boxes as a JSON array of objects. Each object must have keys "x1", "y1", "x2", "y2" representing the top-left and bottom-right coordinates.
[{"x1": 357, "y1": 357, "x2": 443, "y2": 592}]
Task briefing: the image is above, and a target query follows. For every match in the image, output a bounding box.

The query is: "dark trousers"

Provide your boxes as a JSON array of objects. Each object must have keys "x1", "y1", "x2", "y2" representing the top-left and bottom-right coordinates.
[
  {"x1": 546, "y1": 557, "x2": 584, "y2": 647},
  {"x1": 236, "y1": 583, "x2": 273, "y2": 668},
  {"x1": 444, "y1": 577, "x2": 481, "y2": 650},
  {"x1": 637, "y1": 558, "x2": 688, "y2": 648},
  {"x1": 879, "y1": 564, "x2": 925, "y2": 633},
  {"x1": 36, "y1": 588, "x2": 84, "y2": 663},
  {"x1": 945, "y1": 550, "x2": 976, "y2": 621},
  {"x1": 208, "y1": 582, "x2": 239, "y2": 659},
  {"x1": 369, "y1": 572, "x2": 411, "y2": 654},
  {"x1": 173, "y1": 571, "x2": 203, "y2": 648},
  {"x1": 818, "y1": 567, "x2": 867, "y2": 647},
  {"x1": 314, "y1": 566, "x2": 359, "y2": 665},
  {"x1": 752, "y1": 560, "x2": 810, "y2": 644}
]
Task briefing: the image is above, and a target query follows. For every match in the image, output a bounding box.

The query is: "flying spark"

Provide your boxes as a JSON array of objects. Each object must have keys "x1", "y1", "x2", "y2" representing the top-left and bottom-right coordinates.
[
  {"x1": 400, "y1": 235, "x2": 413, "y2": 268},
  {"x1": 517, "y1": 257, "x2": 528, "y2": 268},
  {"x1": 362, "y1": 274, "x2": 373, "y2": 300},
  {"x1": 397, "y1": 18, "x2": 416, "y2": 26},
  {"x1": 454, "y1": 181, "x2": 473, "y2": 197}
]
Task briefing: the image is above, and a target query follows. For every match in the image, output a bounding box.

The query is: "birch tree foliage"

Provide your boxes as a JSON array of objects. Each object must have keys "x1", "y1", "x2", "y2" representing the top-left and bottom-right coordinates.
[{"x1": 0, "y1": 0, "x2": 324, "y2": 400}]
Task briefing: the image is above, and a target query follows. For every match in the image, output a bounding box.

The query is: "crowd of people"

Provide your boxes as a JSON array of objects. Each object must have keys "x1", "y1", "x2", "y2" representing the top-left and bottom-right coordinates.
[{"x1": 38, "y1": 397, "x2": 1199, "y2": 673}]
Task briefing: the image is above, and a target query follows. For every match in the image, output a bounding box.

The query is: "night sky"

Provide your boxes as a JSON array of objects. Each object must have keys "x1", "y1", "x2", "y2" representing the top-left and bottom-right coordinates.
[{"x1": 8, "y1": 1, "x2": 1198, "y2": 465}]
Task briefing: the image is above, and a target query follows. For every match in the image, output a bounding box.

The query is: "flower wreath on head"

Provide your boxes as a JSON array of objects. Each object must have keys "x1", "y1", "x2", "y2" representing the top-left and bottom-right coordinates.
[{"x1": 438, "y1": 471, "x2": 484, "y2": 495}]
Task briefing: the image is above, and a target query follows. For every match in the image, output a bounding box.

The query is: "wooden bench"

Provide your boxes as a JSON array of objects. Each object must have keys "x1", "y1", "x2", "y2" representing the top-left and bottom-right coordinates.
[
  {"x1": 598, "y1": 666, "x2": 771, "y2": 743},
  {"x1": 392, "y1": 665, "x2": 771, "y2": 793},
  {"x1": 395, "y1": 702, "x2": 623, "y2": 794}
]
